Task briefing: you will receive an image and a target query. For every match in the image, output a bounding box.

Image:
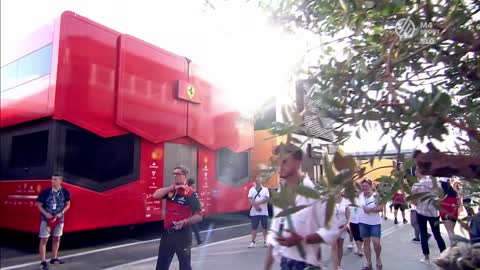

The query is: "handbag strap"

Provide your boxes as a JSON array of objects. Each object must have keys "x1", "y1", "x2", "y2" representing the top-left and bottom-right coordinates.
[
  {"x1": 249, "y1": 188, "x2": 263, "y2": 211},
  {"x1": 253, "y1": 188, "x2": 263, "y2": 200}
]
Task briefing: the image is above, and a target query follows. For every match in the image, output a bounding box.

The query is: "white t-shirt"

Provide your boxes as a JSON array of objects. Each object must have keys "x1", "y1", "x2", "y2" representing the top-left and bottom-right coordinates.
[
  {"x1": 349, "y1": 197, "x2": 360, "y2": 224},
  {"x1": 358, "y1": 192, "x2": 382, "y2": 225},
  {"x1": 266, "y1": 176, "x2": 341, "y2": 267},
  {"x1": 248, "y1": 186, "x2": 270, "y2": 216},
  {"x1": 335, "y1": 198, "x2": 351, "y2": 225}
]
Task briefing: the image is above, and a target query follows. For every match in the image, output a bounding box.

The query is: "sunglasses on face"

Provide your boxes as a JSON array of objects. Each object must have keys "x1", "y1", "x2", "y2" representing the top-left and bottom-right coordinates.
[{"x1": 172, "y1": 172, "x2": 183, "y2": 176}]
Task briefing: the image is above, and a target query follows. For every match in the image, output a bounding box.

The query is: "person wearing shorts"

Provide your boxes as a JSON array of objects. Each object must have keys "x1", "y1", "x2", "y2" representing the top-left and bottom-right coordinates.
[
  {"x1": 439, "y1": 177, "x2": 460, "y2": 245},
  {"x1": 392, "y1": 191, "x2": 408, "y2": 224},
  {"x1": 248, "y1": 176, "x2": 270, "y2": 248},
  {"x1": 358, "y1": 179, "x2": 383, "y2": 270},
  {"x1": 36, "y1": 174, "x2": 71, "y2": 270}
]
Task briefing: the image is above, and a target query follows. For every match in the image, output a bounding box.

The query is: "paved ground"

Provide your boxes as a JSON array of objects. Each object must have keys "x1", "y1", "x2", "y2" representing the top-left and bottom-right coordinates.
[
  {"x1": 101, "y1": 212, "x2": 464, "y2": 270},
  {"x1": 0, "y1": 213, "x2": 252, "y2": 270},
  {"x1": 1, "y1": 210, "x2": 470, "y2": 270}
]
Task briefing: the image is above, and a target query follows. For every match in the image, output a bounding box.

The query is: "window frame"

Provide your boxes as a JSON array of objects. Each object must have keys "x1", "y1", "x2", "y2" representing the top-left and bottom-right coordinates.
[{"x1": 1, "y1": 43, "x2": 53, "y2": 92}]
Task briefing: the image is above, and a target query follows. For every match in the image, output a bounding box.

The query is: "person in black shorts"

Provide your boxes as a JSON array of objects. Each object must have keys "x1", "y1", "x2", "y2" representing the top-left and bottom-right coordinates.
[{"x1": 392, "y1": 190, "x2": 408, "y2": 224}]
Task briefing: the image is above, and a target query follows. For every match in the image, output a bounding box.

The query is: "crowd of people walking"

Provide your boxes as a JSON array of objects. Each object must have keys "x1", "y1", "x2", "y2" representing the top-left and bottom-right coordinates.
[{"x1": 253, "y1": 145, "x2": 475, "y2": 270}]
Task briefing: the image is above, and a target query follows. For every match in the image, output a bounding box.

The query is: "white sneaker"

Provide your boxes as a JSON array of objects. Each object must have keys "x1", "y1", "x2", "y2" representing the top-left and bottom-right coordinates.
[
  {"x1": 263, "y1": 242, "x2": 268, "y2": 247},
  {"x1": 420, "y1": 258, "x2": 431, "y2": 264},
  {"x1": 248, "y1": 241, "x2": 255, "y2": 248},
  {"x1": 347, "y1": 244, "x2": 354, "y2": 249}
]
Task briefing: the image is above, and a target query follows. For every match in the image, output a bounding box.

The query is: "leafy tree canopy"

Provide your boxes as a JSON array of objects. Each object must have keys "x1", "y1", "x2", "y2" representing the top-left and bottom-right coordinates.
[
  {"x1": 252, "y1": 1, "x2": 480, "y2": 267},
  {"x1": 258, "y1": 0, "x2": 480, "y2": 156}
]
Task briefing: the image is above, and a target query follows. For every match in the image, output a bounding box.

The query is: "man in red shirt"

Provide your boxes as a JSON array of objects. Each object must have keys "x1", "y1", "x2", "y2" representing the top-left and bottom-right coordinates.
[
  {"x1": 392, "y1": 190, "x2": 408, "y2": 224},
  {"x1": 153, "y1": 166, "x2": 203, "y2": 270}
]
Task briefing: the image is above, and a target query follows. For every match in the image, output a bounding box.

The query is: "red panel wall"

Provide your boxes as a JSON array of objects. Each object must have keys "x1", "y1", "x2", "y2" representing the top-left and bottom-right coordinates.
[
  {"x1": 0, "y1": 20, "x2": 56, "y2": 128},
  {"x1": 139, "y1": 140, "x2": 164, "y2": 222},
  {"x1": 187, "y1": 64, "x2": 222, "y2": 149},
  {"x1": 54, "y1": 12, "x2": 126, "y2": 137},
  {"x1": 116, "y1": 35, "x2": 189, "y2": 143},
  {"x1": 0, "y1": 78, "x2": 52, "y2": 128},
  {"x1": 0, "y1": 178, "x2": 151, "y2": 233},
  {"x1": 197, "y1": 147, "x2": 251, "y2": 215},
  {"x1": 0, "y1": 181, "x2": 46, "y2": 232}
]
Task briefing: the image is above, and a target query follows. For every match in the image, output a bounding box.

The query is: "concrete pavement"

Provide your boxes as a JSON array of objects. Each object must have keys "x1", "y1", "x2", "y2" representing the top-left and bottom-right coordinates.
[
  {"x1": 3, "y1": 210, "x2": 468, "y2": 270},
  {"x1": 107, "y1": 216, "x2": 450, "y2": 270},
  {"x1": 0, "y1": 214, "x2": 253, "y2": 270}
]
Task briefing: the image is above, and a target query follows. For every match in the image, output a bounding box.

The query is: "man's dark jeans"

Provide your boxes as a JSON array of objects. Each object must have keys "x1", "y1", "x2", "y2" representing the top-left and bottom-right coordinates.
[
  {"x1": 156, "y1": 227, "x2": 192, "y2": 270},
  {"x1": 416, "y1": 213, "x2": 446, "y2": 255}
]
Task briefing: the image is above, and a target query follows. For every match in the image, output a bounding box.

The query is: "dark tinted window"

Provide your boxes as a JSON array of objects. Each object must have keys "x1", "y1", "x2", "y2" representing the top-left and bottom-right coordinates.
[
  {"x1": 1, "y1": 43, "x2": 52, "y2": 91},
  {"x1": 10, "y1": 131, "x2": 49, "y2": 168},
  {"x1": 0, "y1": 120, "x2": 139, "y2": 188},
  {"x1": 216, "y1": 148, "x2": 250, "y2": 186},
  {"x1": 64, "y1": 130, "x2": 136, "y2": 184},
  {"x1": 0, "y1": 120, "x2": 54, "y2": 180}
]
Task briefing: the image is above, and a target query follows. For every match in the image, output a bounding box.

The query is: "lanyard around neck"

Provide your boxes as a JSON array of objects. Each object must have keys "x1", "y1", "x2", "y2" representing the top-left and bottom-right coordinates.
[{"x1": 51, "y1": 188, "x2": 61, "y2": 204}]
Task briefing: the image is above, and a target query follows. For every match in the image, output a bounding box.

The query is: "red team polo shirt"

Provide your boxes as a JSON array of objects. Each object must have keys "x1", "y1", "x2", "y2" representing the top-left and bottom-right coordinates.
[{"x1": 164, "y1": 187, "x2": 203, "y2": 230}]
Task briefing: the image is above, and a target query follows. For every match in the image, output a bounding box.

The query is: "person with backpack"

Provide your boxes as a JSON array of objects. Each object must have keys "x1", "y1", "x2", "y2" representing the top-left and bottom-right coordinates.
[
  {"x1": 248, "y1": 175, "x2": 270, "y2": 248},
  {"x1": 392, "y1": 189, "x2": 408, "y2": 224}
]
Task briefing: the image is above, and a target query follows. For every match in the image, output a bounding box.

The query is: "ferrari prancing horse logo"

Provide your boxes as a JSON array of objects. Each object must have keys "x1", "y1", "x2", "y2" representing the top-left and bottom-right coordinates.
[
  {"x1": 187, "y1": 86, "x2": 195, "y2": 99},
  {"x1": 177, "y1": 80, "x2": 200, "y2": 103}
]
